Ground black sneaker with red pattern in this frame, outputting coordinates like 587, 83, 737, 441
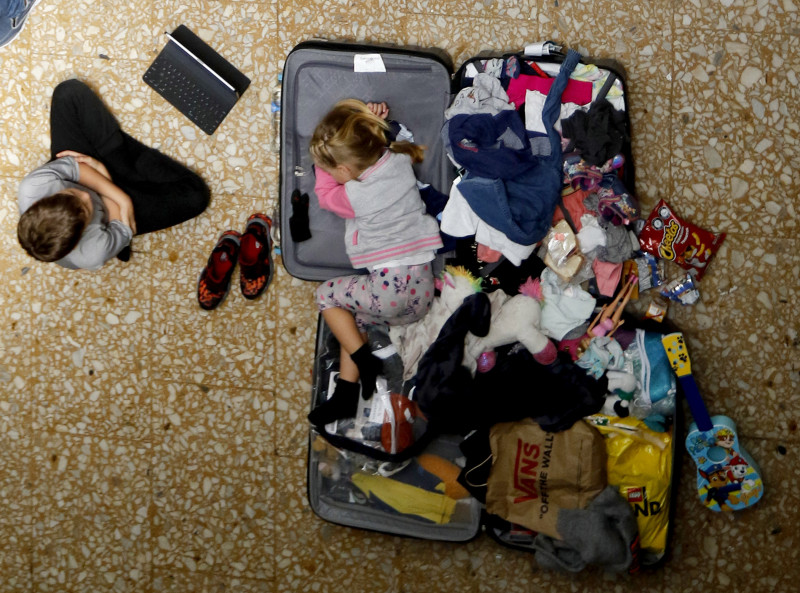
197, 230, 241, 310
239, 213, 274, 300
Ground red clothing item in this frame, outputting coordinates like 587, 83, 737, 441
507, 74, 593, 109
552, 188, 591, 231
477, 243, 503, 263
592, 260, 623, 297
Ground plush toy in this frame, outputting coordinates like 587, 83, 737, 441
389, 265, 482, 380
463, 276, 557, 373
601, 369, 636, 417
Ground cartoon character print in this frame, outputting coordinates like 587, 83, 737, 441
369, 268, 413, 323
320, 276, 362, 313
724, 454, 764, 506
726, 455, 749, 484
400, 271, 426, 321
392, 271, 409, 295
343, 276, 361, 312
715, 428, 737, 461
682, 239, 709, 270
639, 199, 725, 280
688, 433, 714, 457
367, 287, 383, 318
320, 278, 344, 309
366, 268, 394, 319
389, 270, 410, 322
699, 464, 741, 511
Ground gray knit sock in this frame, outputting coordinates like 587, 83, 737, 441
533, 486, 639, 573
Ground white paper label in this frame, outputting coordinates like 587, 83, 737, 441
524, 42, 549, 56
354, 53, 386, 73
464, 63, 480, 77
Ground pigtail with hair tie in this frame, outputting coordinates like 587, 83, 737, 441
389, 140, 426, 164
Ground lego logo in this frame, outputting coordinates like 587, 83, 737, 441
627, 488, 644, 503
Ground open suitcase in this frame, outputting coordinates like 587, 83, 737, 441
279, 40, 681, 571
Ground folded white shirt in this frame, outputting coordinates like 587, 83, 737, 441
441, 179, 536, 266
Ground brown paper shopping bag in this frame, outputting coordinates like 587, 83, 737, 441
486, 418, 607, 539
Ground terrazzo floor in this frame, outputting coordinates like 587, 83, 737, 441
0, 1, 798, 592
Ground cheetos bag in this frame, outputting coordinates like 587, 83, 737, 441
486, 418, 607, 539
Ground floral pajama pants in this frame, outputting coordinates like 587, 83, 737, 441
316, 263, 435, 330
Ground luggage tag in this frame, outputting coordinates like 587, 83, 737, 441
354, 53, 386, 72
523, 40, 563, 57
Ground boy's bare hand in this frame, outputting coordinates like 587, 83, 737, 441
123, 207, 137, 235
101, 195, 137, 234
57, 150, 112, 180
366, 101, 389, 120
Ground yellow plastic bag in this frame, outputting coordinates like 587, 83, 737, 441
586, 415, 672, 557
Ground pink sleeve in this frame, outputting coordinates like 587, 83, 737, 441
314, 167, 355, 219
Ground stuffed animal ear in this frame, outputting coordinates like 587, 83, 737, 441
451, 265, 482, 291
436, 268, 458, 292
518, 276, 544, 301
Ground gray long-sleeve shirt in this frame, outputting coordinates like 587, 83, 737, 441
18, 157, 132, 270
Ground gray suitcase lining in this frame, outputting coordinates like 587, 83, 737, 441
308, 318, 484, 541
280, 46, 455, 281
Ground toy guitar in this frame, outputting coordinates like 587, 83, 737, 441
662, 333, 764, 512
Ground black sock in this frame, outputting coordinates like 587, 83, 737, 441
308, 378, 360, 426
350, 343, 382, 399
289, 190, 312, 242
116, 245, 132, 262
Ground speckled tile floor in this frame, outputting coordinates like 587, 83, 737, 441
0, 1, 797, 592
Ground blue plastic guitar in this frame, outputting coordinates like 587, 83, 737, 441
662, 333, 764, 512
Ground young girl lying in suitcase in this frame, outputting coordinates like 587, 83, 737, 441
307, 99, 443, 426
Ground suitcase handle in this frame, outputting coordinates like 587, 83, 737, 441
522, 40, 563, 57
311, 421, 439, 463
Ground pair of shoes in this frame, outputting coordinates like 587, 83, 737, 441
197, 213, 274, 310
0, 0, 42, 49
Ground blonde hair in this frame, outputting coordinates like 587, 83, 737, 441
310, 99, 425, 174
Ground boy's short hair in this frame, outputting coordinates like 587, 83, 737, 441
17, 192, 88, 262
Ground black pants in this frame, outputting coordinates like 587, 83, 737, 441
49, 79, 210, 235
